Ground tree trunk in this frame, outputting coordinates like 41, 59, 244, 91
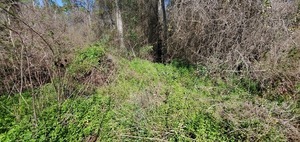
159, 1, 168, 37
148, 0, 163, 62
160, 0, 168, 62
86, 0, 92, 27
115, 0, 125, 49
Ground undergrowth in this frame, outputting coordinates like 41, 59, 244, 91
0, 45, 299, 141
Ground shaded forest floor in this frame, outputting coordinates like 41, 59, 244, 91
0, 44, 299, 141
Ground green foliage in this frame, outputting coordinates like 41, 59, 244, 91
234, 77, 261, 95
68, 45, 105, 76
182, 112, 228, 141
263, 0, 271, 8
0, 96, 16, 134
0, 92, 33, 141
0, 47, 294, 141
0, 94, 112, 141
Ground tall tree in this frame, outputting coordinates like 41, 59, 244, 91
160, 0, 168, 61
147, 0, 163, 62
115, 0, 125, 49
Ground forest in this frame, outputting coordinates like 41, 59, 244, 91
0, 0, 300, 141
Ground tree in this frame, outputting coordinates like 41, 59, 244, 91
115, 0, 125, 49
160, 0, 168, 61
147, 0, 163, 62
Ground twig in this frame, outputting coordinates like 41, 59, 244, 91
120, 134, 168, 142
0, 5, 55, 55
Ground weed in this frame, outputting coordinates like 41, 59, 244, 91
0, 48, 298, 141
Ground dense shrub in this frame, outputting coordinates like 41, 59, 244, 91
1, 57, 298, 141
167, 0, 300, 96
0, 2, 96, 95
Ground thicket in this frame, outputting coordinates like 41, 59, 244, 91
166, 0, 300, 98
1, 48, 299, 141
0, 1, 97, 95
109, 0, 300, 100
0, 0, 300, 141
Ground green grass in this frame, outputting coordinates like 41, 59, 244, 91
0, 45, 297, 141
68, 44, 106, 76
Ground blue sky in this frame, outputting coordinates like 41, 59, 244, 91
55, 0, 63, 6
37, 0, 63, 6
165, 0, 170, 6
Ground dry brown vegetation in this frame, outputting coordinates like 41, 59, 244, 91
166, 0, 300, 97
0, 2, 97, 95
0, 0, 300, 141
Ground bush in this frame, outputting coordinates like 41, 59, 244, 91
167, 0, 300, 97
53, 44, 116, 100
1, 57, 298, 141
0, 3, 96, 95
